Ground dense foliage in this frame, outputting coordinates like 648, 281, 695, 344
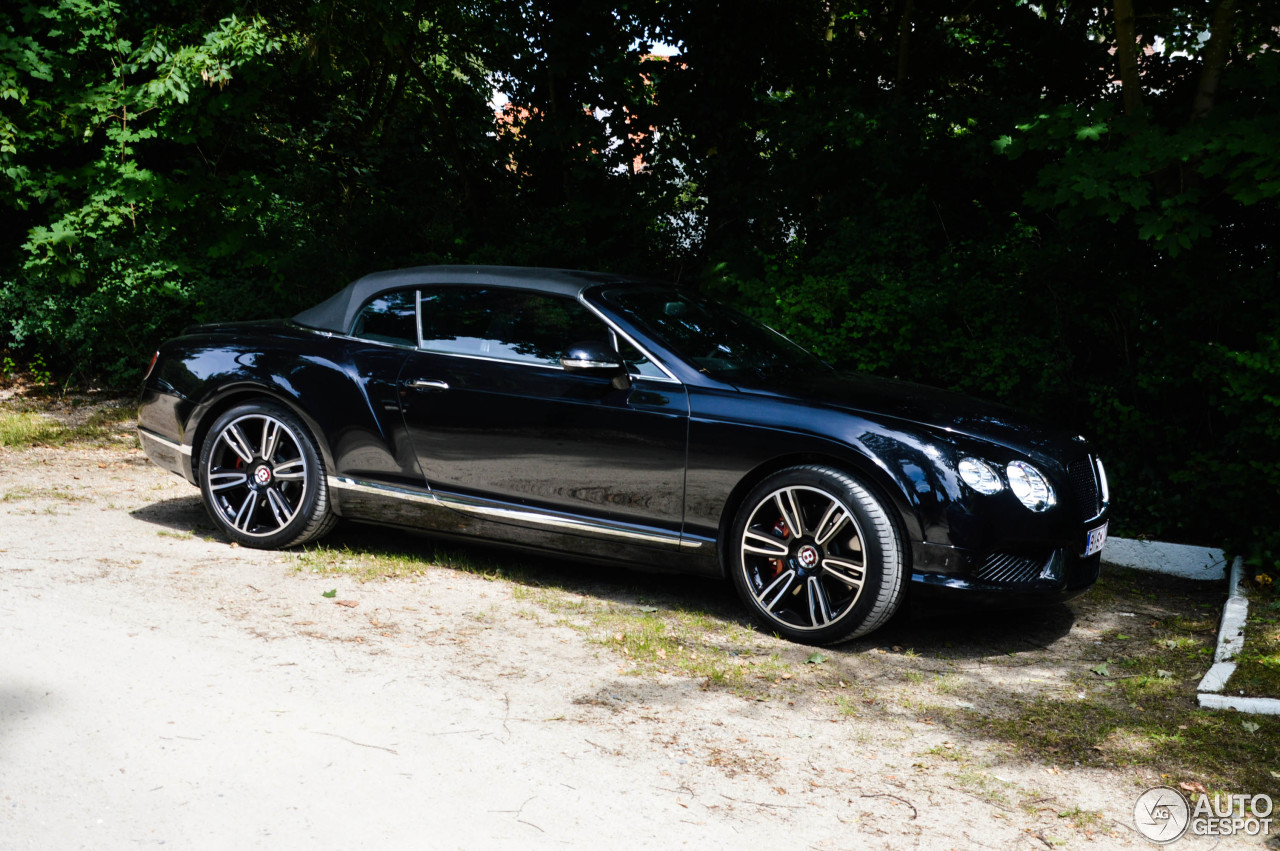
3, 1, 1277, 565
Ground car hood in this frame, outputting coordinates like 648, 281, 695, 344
740, 370, 1085, 461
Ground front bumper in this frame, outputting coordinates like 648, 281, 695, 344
909, 549, 1102, 607
905, 449, 1109, 607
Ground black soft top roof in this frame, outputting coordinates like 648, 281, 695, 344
292, 265, 656, 334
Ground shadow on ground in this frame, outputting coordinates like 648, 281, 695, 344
129, 495, 211, 533
287, 518, 1080, 657
125, 498, 1280, 796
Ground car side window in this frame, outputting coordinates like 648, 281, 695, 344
350, 289, 417, 346
615, 334, 667, 379
419, 287, 610, 366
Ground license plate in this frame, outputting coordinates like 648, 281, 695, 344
1084, 522, 1108, 557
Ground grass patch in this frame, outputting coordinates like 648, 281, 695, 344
951, 769, 1013, 806
922, 742, 968, 762
0, 411, 65, 446
1, 485, 91, 502
296, 528, 557, 584
1226, 592, 1280, 699
543, 596, 792, 694
1056, 805, 1103, 830
957, 569, 1280, 797
0, 405, 137, 448
293, 526, 796, 697
297, 544, 435, 581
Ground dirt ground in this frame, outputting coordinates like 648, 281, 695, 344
0, 430, 1271, 848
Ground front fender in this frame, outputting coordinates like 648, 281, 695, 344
684, 386, 940, 545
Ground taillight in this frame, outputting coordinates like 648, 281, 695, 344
143, 351, 159, 381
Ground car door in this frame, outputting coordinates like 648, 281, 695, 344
397, 285, 691, 558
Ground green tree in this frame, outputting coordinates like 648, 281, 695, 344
1, 1, 285, 379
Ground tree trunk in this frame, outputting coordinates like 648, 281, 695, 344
1190, 0, 1236, 121
893, 0, 914, 101
1113, 0, 1143, 116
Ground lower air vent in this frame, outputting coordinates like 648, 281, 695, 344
976, 550, 1055, 584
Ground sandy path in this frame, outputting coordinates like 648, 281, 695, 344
0, 444, 1253, 849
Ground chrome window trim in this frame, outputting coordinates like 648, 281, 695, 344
415, 288, 424, 349
138, 427, 192, 456
294, 325, 557, 367
579, 297, 681, 384
415, 349, 567, 370
302, 289, 681, 382
327, 476, 701, 549
295, 325, 420, 352
297, 328, 652, 375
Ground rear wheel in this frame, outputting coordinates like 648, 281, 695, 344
729, 465, 905, 644
198, 402, 335, 549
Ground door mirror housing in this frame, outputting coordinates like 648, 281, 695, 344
561, 341, 624, 373
561, 341, 630, 389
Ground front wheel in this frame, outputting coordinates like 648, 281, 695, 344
729, 465, 905, 644
198, 401, 336, 549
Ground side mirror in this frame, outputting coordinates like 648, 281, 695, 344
561, 341, 631, 389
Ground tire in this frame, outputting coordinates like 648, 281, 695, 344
198, 401, 336, 549
729, 465, 905, 645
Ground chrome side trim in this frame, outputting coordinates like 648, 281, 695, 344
434, 489, 691, 548
137, 427, 192, 456
326, 475, 699, 549
327, 476, 436, 506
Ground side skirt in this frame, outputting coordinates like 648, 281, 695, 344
327, 476, 720, 576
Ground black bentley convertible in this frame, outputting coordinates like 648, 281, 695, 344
138, 265, 1110, 643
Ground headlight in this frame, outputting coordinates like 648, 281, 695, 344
1096, 457, 1109, 505
958, 457, 1003, 495
1006, 461, 1056, 512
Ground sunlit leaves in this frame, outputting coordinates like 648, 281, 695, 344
1074, 123, 1107, 141
0, 0, 284, 381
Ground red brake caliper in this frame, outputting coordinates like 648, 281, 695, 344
768, 518, 790, 577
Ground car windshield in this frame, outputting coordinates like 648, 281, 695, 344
601, 287, 830, 381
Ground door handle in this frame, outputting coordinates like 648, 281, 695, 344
406, 379, 450, 391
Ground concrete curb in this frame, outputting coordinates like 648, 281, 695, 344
1196, 694, 1280, 715
1195, 556, 1280, 714
1102, 537, 1228, 580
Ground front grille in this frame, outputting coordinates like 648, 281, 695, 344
1068, 456, 1101, 521
976, 550, 1053, 584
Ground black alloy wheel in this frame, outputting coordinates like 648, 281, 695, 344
729, 465, 905, 644
198, 402, 335, 548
